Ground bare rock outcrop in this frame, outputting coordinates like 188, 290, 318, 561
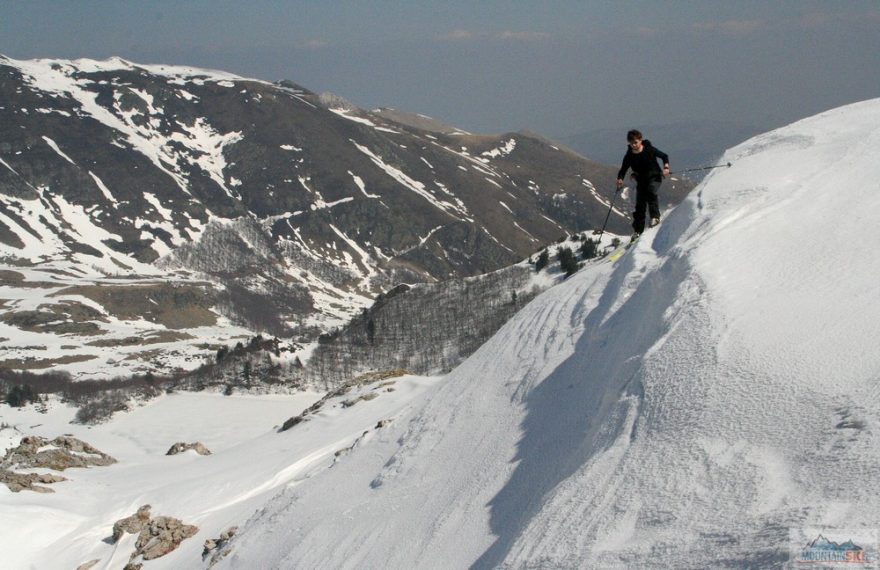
112, 504, 199, 563
0, 435, 115, 492
3, 435, 116, 470
112, 504, 153, 542
166, 442, 212, 456
134, 515, 199, 560
280, 369, 407, 432
0, 468, 66, 493
203, 526, 238, 566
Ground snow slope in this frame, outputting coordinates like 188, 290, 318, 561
217, 99, 880, 569
0, 375, 443, 569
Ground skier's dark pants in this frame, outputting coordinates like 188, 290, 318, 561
632, 177, 662, 234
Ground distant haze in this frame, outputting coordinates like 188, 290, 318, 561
563, 120, 762, 175
1, 1, 878, 144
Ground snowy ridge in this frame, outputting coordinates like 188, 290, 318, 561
216, 99, 880, 568
4, 55, 253, 87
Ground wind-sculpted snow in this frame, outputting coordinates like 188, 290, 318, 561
217, 99, 880, 568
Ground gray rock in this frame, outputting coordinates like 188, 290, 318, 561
203, 526, 238, 565
112, 505, 152, 542
135, 515, 199, 560
0, 468, 66, 493
1, 435, 116, 472
166, 442, 212, 456
113, 505, 199, 563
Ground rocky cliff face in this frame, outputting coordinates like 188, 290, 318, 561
0, 56, 692, 378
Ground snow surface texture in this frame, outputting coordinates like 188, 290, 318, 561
0, 376, 441, 569
215, 100, 880, 569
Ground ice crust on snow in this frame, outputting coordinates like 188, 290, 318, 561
214, 99, 880, 569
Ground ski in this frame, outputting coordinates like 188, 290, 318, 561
606, 234, 639, 262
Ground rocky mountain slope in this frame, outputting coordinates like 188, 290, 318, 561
0, 56, 692, 379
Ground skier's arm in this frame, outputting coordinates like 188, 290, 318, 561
654, 147, 671, 175
616, 155, 630, 188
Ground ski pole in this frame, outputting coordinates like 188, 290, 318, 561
595, 187, 620, 254
669, 162, 732, 176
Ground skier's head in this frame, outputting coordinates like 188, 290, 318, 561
627, 129, 644, 152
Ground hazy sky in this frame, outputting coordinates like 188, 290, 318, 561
2, 1, 878, 137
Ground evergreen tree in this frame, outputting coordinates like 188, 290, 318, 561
535, 249, 550, 271
580, 238, 598, 260
6, 384, 38, 408
242, 360, 252, 384
366, 318, 376, 344
558, 247, 580, 277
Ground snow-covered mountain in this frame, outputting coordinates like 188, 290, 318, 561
4, 88, 876, 568
0, 55, 697, 379
213, 99, 880, 568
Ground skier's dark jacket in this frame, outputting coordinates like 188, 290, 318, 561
617, 140, 669, 182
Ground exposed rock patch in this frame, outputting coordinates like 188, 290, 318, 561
0, 354, 99, 370
203, 526, 238, 566
51, 283, 218, 330
135, 515, 199, 560
3, 435, 116, 471
166, 442, 212, 456
112, 504, 153, 542
112, 504, 199, 564
0, 469, 66, 493
280, 368, 407, 432
0, 435, 116, 492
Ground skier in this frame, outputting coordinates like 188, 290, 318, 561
616, 129, 670, 239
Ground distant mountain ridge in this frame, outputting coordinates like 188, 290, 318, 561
0, 55, 693, 378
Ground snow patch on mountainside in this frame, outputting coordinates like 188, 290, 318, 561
5, 56, 246, 205
481, 137, 517, 158
352, 141, 470, 220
